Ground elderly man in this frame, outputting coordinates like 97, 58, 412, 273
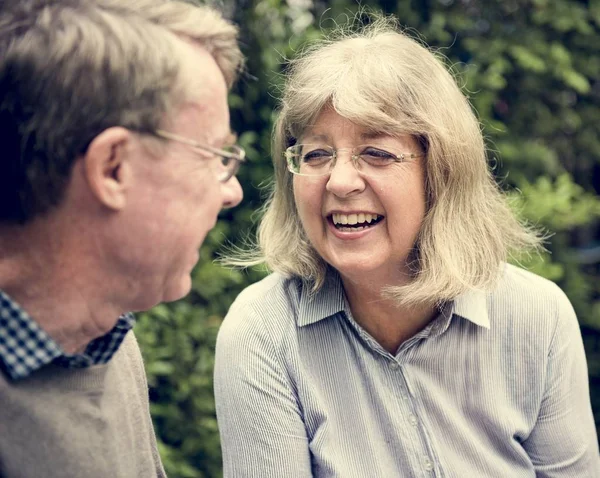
0, 0, 244, 476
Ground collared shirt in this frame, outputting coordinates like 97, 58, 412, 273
0, 290, 135, 381
214, 264, 600, 477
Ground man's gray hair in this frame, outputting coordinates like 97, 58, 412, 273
0, 0, 243, 223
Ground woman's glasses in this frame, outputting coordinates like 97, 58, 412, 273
285, 143, 423, 177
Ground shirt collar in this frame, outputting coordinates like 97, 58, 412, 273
296, 269, 490, 330
0, 289, 135, 381
0, 290, 64, 380
297, 268, 346, 327
452, 288, 490, 329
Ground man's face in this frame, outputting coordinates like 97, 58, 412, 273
110, 44, 242, 309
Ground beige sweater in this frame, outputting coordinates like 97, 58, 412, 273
0, 331, 166, 477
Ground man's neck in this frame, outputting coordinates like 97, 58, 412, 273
0, 224, 123, 354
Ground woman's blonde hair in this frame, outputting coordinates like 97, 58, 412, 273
229, 14, 541, 306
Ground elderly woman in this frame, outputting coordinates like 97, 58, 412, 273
214, 15, 599, 477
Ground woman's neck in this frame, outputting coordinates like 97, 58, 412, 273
341, 275, 437, 354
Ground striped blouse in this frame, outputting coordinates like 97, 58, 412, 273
214, 263, 599, 477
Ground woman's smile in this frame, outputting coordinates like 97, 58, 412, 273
326, 213, 385, 238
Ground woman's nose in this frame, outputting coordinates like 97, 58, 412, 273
325, 153, 365, 198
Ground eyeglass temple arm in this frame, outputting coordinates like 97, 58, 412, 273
155, 129, 244, 161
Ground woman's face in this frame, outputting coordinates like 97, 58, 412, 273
292, 108, 427, 286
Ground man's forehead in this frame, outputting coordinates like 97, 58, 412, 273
169, 40, 231, 144
173, 37, 228, 111
173, 92, 231, 140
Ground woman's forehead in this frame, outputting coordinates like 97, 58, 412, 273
300, 133, 398, 146
300, 117, 402, 143
300, 113, 386, 138
302, 129, 391, 139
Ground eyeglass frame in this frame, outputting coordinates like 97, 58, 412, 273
284, 143, 425, 177
153, 129, 246, 183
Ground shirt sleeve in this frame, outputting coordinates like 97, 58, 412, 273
214, 301, 312, 477
522, 287, 600, 476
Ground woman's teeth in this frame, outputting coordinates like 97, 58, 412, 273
331, 213, 383, 230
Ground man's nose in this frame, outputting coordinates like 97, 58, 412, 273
221, 176, 243, 209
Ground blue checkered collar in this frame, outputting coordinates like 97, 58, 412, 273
0, 289, 135, 381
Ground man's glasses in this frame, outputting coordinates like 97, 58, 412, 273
154, 129, 246, 183
285, 144, 423, 177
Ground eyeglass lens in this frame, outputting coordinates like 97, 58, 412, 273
286, 144, 413, 176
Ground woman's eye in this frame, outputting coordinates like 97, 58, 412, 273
303, 149, 332, 162
360, 147, 396, 163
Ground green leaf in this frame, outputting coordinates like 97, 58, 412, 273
561, 69, 591, 93
509, 45, 547, 73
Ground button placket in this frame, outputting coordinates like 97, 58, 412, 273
397, 366, 441, 476
408, 414, 418, 427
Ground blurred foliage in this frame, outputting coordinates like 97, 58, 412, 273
135, 0, 600, 476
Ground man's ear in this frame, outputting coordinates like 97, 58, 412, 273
83, 127, 133, 210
